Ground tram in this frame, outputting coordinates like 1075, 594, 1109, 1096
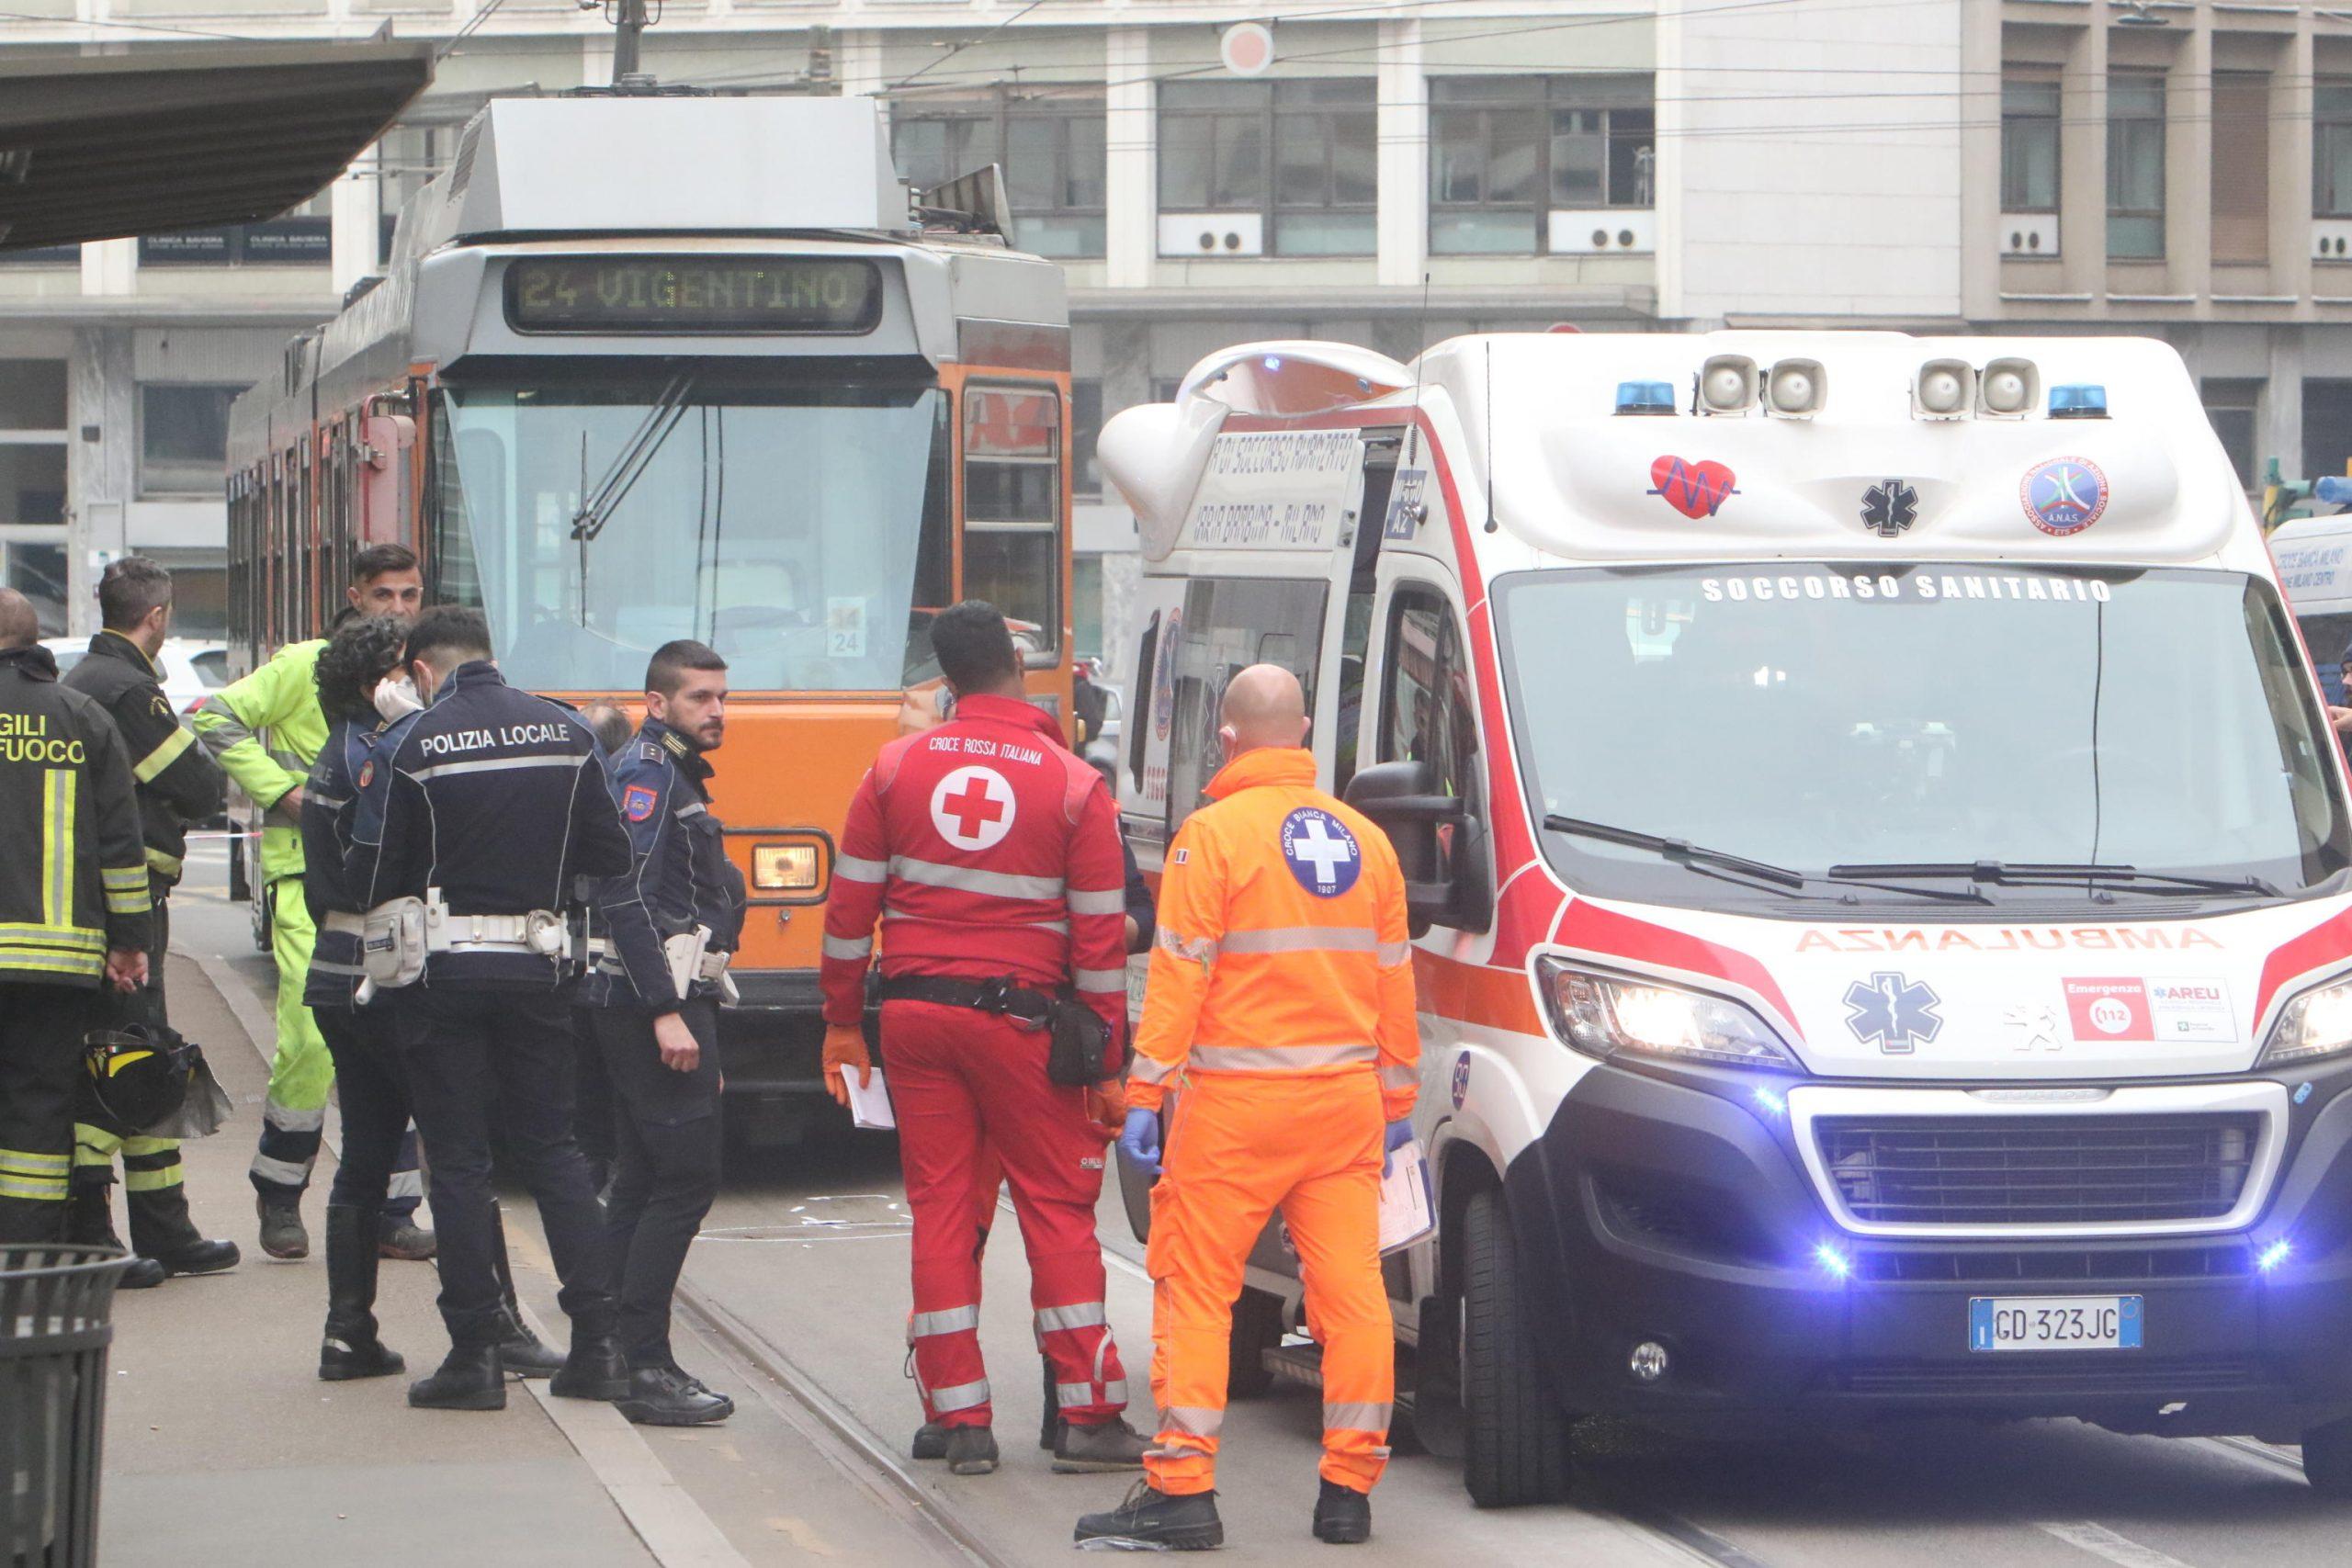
226, 96, 1078, 1140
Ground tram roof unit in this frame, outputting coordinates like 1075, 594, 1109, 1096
1101, 332, 2260, 581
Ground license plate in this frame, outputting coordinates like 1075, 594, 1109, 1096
1968, 1295, 2143, 1351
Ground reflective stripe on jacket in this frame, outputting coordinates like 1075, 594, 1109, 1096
1129, 747, 1419, 1120
192, 638, 325, 880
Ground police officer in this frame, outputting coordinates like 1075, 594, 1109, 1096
584, 641, 743, 1426
571, 701, 638, 1195
61, 558, 239, 1286
0, 587, 150, 1243
820, 601, 1147, 1478
346, 606, 633, 1411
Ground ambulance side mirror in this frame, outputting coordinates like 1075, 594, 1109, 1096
1344, 760, 1491, 938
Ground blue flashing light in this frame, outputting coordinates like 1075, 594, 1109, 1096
1262, 355, 1283, 372
1615, 379, 1678, 416
2257, 1238, 2293, 1273
2049, 382, 2109, 419
1814, 1243, 1853, 1280
2317, 476, 2352, 507
1752, 1087, 1788, 1118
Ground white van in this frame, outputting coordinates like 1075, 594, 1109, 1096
1101, 332, 2352, 1506
2270, 513, 2352, 702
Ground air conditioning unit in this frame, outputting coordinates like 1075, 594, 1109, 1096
2315, 219, 2352, 263
1999, 214, 2059, 258
1159, 213, 1264, 257
1547, 209, 1654, 255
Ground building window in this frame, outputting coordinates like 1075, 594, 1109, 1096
1070, 379, 1103, 498
1428, 76, 1653, 254
141, 386, 241, 498
2305, 380, 2352, 482
891, 89, 1106, 259
2107, 73, 2166, 260
2000, 78, 2061, 212
2211, 73, 2270, 265
2200, 379, 2261, 491
2316, 82, 2352, 219
1159, 80, 1376, 256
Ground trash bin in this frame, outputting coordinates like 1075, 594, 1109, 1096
1, 1245, 131, 1568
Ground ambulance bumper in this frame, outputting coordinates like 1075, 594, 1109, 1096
1503, 1058, 2352, 1439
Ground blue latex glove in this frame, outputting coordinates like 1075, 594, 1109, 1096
1120, 1107, 1163, 1177
1383, 1118, 1416, 1178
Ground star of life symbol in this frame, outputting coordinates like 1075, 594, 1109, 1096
2005, 1002, 2064, 1053
1279, 807, 1361, 897
930, 764, 1016, 852
1860, 479, 1919, 539
1843, 970, 1943, 1055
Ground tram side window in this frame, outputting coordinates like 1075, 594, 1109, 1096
1163, 576, 1329, 831
962, 385, 1061, 655
1380, 584, 1482, 876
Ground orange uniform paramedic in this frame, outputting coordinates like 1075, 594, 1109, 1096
1075, 664, 1418, 1552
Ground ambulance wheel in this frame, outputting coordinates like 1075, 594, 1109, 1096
1227, 1286, 1283, 1399
2304, 1416, 2352, 1497
1460, 1188, 1573, 1507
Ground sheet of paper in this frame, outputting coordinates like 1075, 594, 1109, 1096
1378, 1141, 1434, 1256
846, 1066, 896, 1131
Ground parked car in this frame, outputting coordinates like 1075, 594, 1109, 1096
41, 636, 229, 717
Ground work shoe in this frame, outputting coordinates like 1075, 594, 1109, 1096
256, 1193, 309, 1259
550, 1330, 630, 1402
1052, 1416, 1150, 1474
944, 1425, 1000, 1476
152, 1238, 240, 1279
1073, 1482, 1224, 1551
378, 1213, 436, 1261
494, 1306, 568, 1379
912, 1422, 950, 1461
408, 1344, 506, 1411
116, 1256, 167, 1290
1312, 1479, 1372, 1545
616, 1366, 735, 1427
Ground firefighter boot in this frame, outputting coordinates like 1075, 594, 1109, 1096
126, 1171, 239, 1280
488, 1201, 565, 1378
319, 1203, 403, 1382
68, 1181, 164, 1290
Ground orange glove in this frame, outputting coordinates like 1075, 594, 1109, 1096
822, 1024, 873, 1108
1083, 1077, 1128, 1142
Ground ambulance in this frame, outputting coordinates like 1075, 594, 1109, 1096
2269, 513, 2352, 703
1100, 332, 2352, 1506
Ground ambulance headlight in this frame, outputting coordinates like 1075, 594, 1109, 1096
2258, 974, 2352, 1066
752, 840, 824, 893
1535, 959, 1796, 1069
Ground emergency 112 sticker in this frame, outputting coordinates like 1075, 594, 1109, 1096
2021, 457, 2109, 536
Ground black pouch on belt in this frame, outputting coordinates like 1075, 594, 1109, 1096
1045, 997, 1112, 1088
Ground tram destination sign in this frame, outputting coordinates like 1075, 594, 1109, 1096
503, 257, 884, 334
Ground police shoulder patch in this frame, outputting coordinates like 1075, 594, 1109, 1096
624, 784, 661, 822
356, 759, 376, 790
640, 741, 666, 764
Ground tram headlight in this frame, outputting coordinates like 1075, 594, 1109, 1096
752, 840, 824, 894
2258, 973, 2352, 1066
1534, 958, 1796, 1069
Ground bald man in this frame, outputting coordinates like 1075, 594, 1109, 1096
1077, 664, 1419, 1551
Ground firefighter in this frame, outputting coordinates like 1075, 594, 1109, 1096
583, 642, 742, 1426
345, 606, 633, 1411
60, 558, 239, 1286
0, 587, 150, 1243
820, 601, 1148, 1479
1074, 663, 1418, 1551
194, 543, 430, 1262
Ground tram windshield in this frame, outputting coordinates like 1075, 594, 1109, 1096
431, 377, 949, 693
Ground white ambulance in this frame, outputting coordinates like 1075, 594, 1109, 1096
1101, 333, 2352, 1506
2269, 513, 2352, 704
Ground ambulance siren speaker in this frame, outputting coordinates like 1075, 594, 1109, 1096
1914, 358, 1976, 421
1698, 355, 1758, 416
1764, 359, 1826, 419
1977, 357, 2039, 419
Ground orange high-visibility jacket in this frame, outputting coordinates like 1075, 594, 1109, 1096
1130, 747, 1419, 1121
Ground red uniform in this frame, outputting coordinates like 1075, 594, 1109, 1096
821, 694, 1130, 1432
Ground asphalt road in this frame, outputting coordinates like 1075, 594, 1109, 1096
168, 832, 2352, 1568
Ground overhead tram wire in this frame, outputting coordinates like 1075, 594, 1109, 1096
0, 11, 254, 39
437, 0, 520, 61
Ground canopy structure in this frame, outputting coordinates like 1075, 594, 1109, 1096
0, 40, 435, 252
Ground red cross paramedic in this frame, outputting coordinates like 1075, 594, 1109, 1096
820, 601, 1148, 1479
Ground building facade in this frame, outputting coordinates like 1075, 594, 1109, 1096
0, 0, 2340, 666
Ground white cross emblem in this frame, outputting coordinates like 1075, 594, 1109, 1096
1291, 815, 1356, 888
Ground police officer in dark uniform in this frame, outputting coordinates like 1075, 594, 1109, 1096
585, 640, 743, 1426
61, 557, 239, 1285
0, 587, 150, 1243
345, 606, 632, 1411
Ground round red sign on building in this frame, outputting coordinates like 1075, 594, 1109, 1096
1220, 22, 1274, 76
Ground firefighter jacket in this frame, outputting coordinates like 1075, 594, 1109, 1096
819, 693, 1128, 1047
587, 718, 748, 1013
298, 714, 383, 1010
1129, 746, 1419, 1122
62, 630, 224, 886
0, 644, 152, 985
345, 660, 631, 989
192, 638, 325, 882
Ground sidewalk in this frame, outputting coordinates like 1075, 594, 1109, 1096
96, 954, 659, 1567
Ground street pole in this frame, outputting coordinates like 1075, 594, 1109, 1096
613, 0, 647, 85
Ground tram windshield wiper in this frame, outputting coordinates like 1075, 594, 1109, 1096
1826, 860, 2282, 898
570, 371, 695, 542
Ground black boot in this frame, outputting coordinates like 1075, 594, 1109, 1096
912, 1421, 950, 1461
486, 1202, 565, 1378
1041, 1357, 1060, 1451
69, 1181, 164, 1289
944, 1425, 1000, 1476
407, 1341, 506, 1411
256, 1190, 309, 1259
1312, 1479, 1372, 1545
1074, 1482, 1224, 1551
128, 1181, 238, 1279
319, 1204, 403, 1382
1053, 1416, 1150, 1474
616, 1365, 734, 1427
550, 1310, 629, 1402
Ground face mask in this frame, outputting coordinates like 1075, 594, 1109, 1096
372, 675, 423, 722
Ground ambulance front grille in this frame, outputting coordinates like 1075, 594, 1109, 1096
1815, 1114, 2262, 1227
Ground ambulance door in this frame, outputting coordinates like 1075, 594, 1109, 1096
1328, 427, 1404, 796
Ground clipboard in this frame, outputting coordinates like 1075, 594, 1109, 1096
1378, 1142, 1434, 1256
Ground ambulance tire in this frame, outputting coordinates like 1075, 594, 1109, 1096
2304, 1416, 2352, 1497
1460, 1188, 1573, 1507
1227, 1286, 1283, 1399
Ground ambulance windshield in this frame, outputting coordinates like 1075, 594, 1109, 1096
1494, 564, 2352, 909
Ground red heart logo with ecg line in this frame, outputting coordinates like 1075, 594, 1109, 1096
1649, 456, 1738, 519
